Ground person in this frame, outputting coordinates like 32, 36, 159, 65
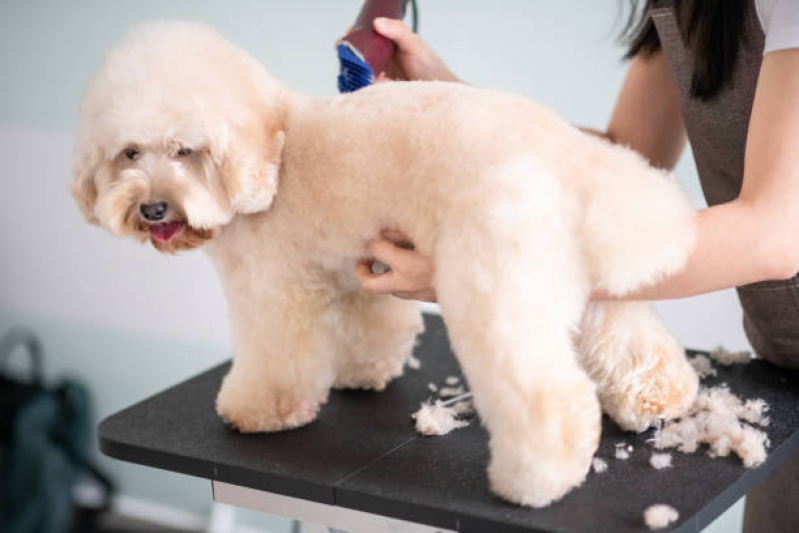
353, 1, 799, 532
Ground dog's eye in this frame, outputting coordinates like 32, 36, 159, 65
124, 148, 139, 160
177, 147, 193, 157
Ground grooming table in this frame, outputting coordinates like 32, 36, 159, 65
99, 314, 799, 533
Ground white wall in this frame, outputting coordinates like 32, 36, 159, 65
0, 1, 747, 531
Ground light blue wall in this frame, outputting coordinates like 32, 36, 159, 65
0, 0, 358, 128
0, 0, 630, 130
0, 1, 745, 531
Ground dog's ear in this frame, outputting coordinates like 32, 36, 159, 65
219, 116, 286, 215
70, 151, 101, 225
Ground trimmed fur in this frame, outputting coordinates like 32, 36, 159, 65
72, 21, 699, 507
644, 504, 679, 530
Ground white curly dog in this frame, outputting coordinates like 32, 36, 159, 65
72, 21, 699, 507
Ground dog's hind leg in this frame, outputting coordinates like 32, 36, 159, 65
215, 278, 338, 433
578, 145, 696, 297
433, 160, 601, 507
572, 148, 698, 431
576, 301, 698, 432
331, 292, 424, 391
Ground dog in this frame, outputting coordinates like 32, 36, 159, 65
71, 21, 699, 507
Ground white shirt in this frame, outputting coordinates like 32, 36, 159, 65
756, 0, 799, 54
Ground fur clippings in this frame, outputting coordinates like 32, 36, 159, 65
709, 347, 752, 366
592, 457, 608, 474
651, 386, 770, 467
649, 453, 673, 470
453, 400, 474, 417
688, 354, 717, 379
439, 386, 465, 398
644, 504, 679, 530
412, 401, 469, 436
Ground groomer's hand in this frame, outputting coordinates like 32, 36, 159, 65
373, 18, 460, 83
356, 229, 437, 302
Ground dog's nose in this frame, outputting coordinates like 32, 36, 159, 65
140, 202, 168, 221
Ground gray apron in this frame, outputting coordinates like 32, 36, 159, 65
651, 4, 799, 371
652, 4, 798, 531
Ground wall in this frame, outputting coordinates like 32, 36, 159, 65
0, 1, 746, 531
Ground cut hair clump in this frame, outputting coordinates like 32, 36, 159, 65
412, 401, 469, 436
592, 457, 608, 474
651, 385, 770, 467
644, 504, 679, 530
649, 452, 672, 470
709, 346, 752, 366
688, 354, 717, 378
439, 386, 465, 398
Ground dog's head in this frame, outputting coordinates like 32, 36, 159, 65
71, 21, 287, 252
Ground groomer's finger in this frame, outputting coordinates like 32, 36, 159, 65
368, 238, 420, 271
355, 259, 398, 294
373, 18, 422, 53
391, 291, 420, 300
391, 289, 438, 303
380, 228, 414, 248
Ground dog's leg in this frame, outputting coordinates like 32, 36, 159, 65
433, 162, 601, 507
215, 281, 337, 433
576, 301, 698, 432
435, 235, 599, 508
331, 292, 424, 391
579, 147, 696, 297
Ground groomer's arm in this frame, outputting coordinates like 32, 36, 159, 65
587, 51, 687, 170
595, 48, 799, 300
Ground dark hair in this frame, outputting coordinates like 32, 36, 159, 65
622, 0, 748, 100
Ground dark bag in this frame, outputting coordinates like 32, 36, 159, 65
0, 327, 114, 533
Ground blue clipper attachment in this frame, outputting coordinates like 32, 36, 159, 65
337, 42, 374, 93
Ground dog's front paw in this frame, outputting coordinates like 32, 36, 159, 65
215, 372, 326, 433
332, 295, 423, 392
333, 355, 407, 391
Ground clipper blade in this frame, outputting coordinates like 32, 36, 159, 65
337, 42, 374, 93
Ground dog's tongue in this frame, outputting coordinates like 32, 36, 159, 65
150, 221, 183, 243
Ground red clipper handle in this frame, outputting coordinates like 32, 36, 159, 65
344, 0, 409, 76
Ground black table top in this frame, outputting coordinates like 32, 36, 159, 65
99, 314, 799, 533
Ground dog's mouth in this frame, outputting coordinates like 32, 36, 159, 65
132, 212, 215, 253
149, 221, 184, 243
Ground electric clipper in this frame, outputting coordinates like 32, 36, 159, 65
337, 0, 416, 92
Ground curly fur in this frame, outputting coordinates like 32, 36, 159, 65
71, 21, 699, 507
